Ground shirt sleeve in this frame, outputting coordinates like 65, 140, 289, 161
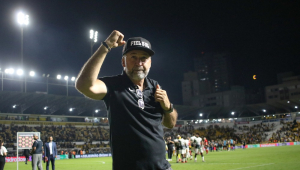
3, 147, 7, 153
32, 141, 37, 147
98, 76, 120, 101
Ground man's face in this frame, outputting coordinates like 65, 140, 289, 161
33, 135, 38, 140
49, 136, 53, 141
122, 50, 151, 81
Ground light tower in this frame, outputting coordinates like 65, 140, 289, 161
90, 29, 98, 56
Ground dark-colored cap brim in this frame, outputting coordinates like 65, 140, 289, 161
122, 47, 155, 56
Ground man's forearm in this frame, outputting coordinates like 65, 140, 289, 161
162, 109, 178, 129
76, 45, 109, 89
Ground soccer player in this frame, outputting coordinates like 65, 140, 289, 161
204, 137, 208, 154
223, 139, 227, 151
194, 133, 205, 162
190, 135, 197, 160
185, 136, 191, 161
179, 135, 187, 163
174, 135, 182, 163
232, 140, 236, 151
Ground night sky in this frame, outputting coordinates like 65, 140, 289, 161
0, 0, 299, 105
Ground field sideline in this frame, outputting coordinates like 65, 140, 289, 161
6, 145, 300, 170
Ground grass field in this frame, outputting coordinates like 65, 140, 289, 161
5, 145, 300, 170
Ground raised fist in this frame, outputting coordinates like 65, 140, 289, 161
104, 30, 126, 49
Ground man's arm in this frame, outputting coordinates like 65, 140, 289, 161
155, 85, 178, 128
162, 109, 178, 129
44, 144, 47, 157
55, 143, 58, 157
75, 30, 125, 100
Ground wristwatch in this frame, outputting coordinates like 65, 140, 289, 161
164, 103, 174, 114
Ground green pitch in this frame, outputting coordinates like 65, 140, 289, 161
6, 145, 300, 170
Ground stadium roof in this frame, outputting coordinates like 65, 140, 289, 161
0, 91, 107, 117
0, 91, 299, 119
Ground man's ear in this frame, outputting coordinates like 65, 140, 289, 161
121, 56, 126, 67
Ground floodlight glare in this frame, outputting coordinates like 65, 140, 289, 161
16, 69, 23, 76
64, 76, 69, 80
295, 106, 298, 109
231, 112, 235, 115
44, 106, 48, 110
69, 108, 73, 111
90, 30, 94, 39
95, 109, 99, 113
5, 68, 14, 74
287, 101, 290, 103
263, 109, 266, 112
94, 31, 98, 43
13, 105, 16, 108
29, 71, 35, 76
17, 12, 29, 25
57, 75, 61, 79
199, 113, 203, 117
71, 77, 76, 81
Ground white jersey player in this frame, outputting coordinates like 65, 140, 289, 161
194, 133, 205, 162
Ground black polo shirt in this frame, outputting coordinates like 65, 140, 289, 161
32, 139, 43, 154
99, 71, 171, 170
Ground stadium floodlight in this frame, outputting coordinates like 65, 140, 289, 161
199, 113, 203, 117
95, 109, 99, 113
44, 106, 48, 110
71, 77, 76, 81
262, 109, 266, 112
295, 106, 298, 109
17, 12, 29, 25
287, 101, 290, 103
90, 29, 98, 56
90, 30, 94, 39
64, 76, 69, 80
5, 68, 14, 74
56, 74, 61, 79
29, 71, 35, 77
253, 118, 255, 120
264, 116, 265, 117
13, 105, 17, 108
16, 69, 23, 76
273, 114, 275, 116
69, 108, 73, 112
231, 112, 235, 115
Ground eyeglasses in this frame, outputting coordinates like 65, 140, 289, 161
136, 89, 144, 109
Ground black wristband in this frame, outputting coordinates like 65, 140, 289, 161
102, 41, 111, 51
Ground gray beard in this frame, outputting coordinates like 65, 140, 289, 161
125, 67, 150, 81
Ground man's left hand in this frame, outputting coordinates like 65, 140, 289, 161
155, 85, 171, 111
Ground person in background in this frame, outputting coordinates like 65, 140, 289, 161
44, 136, 57, 170
31, 133, 43, 170
166, 136, 174, 161
23, 149, 30, 164
0, 140, 7, 170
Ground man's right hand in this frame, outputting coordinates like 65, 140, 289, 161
104, 30, 126, 49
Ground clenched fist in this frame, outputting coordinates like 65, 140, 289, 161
104, 30, 126, 49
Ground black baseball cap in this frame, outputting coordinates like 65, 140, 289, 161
122, 37, 155, 56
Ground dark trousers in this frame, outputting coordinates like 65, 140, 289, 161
167, 148, 173, 159
0, 156, 5, 170
25, 155, 29, 163
46, 155, 55, 170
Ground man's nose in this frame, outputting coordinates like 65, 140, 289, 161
135, 59, 143, 65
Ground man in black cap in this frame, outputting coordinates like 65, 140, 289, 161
76, 30, 177, 170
